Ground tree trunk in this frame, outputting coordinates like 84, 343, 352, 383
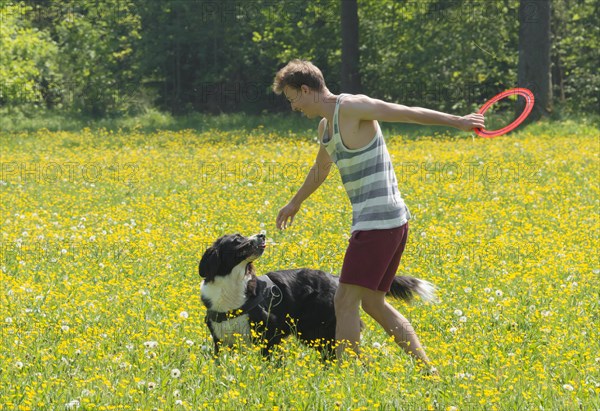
341, 0, 361, 93
518, 0, 552, 122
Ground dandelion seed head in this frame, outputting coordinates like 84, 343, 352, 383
65, 400, 80, 409
144, 341, 158, 349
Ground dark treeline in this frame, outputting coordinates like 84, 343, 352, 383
1, 0, 597, 117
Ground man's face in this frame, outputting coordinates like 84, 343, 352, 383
283, 85, 316, 118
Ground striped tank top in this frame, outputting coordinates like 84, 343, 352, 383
320, 94, 410, 232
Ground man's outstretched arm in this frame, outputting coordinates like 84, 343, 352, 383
342, 95, 485, 131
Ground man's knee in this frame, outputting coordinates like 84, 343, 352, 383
361, 294, 387, 318
334, 284, 362, 315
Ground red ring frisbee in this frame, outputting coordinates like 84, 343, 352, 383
474, 88, 535, 138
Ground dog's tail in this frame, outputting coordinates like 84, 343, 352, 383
387, 276, 438, 303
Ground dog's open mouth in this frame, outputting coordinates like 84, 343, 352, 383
247, 234, 267, 259
251, 234, 267, 249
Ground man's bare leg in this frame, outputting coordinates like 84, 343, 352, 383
363, 293, 431, 364
334, 283, 363, 358
334, 283, 435, 372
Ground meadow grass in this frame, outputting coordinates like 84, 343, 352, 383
0, 120, 598, 410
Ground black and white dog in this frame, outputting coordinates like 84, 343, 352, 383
199, 233, 436, 358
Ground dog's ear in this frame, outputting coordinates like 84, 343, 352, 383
199, 247, 220, 281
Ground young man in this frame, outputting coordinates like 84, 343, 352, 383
272, 59, 484, 367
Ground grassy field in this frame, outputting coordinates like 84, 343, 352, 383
0, 120, 598, 410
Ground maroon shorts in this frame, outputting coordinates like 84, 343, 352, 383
339, 223, 409, 292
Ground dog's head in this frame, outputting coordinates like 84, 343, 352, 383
199, 233, 266, 282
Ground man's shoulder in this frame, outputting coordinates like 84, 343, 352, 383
339, 94, 377, 113
340, 93, 372, 104
338, 94, 376, 122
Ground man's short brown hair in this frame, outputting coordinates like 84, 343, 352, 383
272, 59, 326, 95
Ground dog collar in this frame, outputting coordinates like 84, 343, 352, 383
205, 275, 282, 324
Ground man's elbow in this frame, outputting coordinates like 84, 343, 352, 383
312, 162, 332, 182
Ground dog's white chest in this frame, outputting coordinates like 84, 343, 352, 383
212, 315, 251, 345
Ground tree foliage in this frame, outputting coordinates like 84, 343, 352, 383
551, 0, 599, 114
0, 0, 597, 117
0, 3, 59, 107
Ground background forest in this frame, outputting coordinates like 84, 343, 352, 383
1, 0, 597, 121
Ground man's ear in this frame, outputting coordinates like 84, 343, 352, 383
199, 247, 220, 281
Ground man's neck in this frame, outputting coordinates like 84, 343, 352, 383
315, 90, 338, 121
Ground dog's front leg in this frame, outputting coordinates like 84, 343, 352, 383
252, 322, 282, 361
260, 330, 286, 362
213, 339, 221, 357
260, 345, 271, 358
260, 342, 285, 368
206, 321, 221, 358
